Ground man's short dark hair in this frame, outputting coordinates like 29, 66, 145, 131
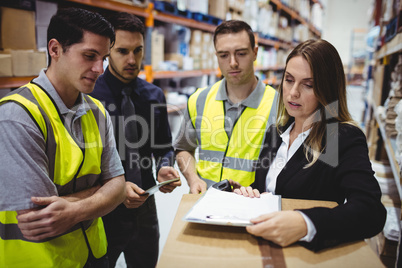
213, 20, 255, 49
108, 12, 145, 38
47, 7, 115, 65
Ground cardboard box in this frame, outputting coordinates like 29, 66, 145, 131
202, 32, 212, 43
208, 0, 227, 20
11, 50, 47, 76
0, 7, 36, 50
228, 0, 244, 12
367, 231, 398, 267
165, 53, 183, 69
191, 30, 203, 44
151, 31, 164, 70
192, 57, 201, 70
190, 44, 202, 57
162, 24, 190, 57
229, 10, 244, 21
372, 65, 385, 106
182, 56, 193, 70
159, 194, 384, 268
0, 53, 12, 77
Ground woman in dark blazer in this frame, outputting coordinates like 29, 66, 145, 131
234, 39, 386, 251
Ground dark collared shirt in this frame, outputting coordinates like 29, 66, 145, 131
91, 67, 174, 190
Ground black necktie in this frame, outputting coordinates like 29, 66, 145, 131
121, 86, 142, 187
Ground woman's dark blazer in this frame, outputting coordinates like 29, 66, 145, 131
253, 121, 386, 251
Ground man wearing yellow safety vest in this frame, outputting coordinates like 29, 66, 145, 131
0, 8, 126, 267
174, 20, 278, 194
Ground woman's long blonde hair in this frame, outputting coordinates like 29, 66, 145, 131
276, 39, 354, 167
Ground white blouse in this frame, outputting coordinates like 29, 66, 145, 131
265, 122, 311, 193
265, 122, 316, 242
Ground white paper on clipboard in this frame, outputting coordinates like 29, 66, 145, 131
183, 187, 281, 227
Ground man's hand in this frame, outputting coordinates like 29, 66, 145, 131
17, 196, 79, 241
157, 166, 181, 193
188, 177, 207, 194
123, 181, 148, 209
246, 211, 307, 247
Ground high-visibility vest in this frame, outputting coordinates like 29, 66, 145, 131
0, 82, 107, 268
188, 80, 277, 187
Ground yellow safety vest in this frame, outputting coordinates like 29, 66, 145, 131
0, 82, 107, 267
188, 80, 277, 187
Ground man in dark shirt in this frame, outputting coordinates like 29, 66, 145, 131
91, 12, 181, 268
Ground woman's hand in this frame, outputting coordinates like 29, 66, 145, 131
233, 185, 260, 198
246, 211, 308, 247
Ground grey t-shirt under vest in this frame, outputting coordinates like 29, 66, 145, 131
0, 70, 124, 211
174, 78, 271, 152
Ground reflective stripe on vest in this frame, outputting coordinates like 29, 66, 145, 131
188, 80, 277, 186
0, 83, 107, 267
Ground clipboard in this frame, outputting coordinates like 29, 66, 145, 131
141, 178, 180, 196
186, 214, 253, 227
183, 187, 281, 227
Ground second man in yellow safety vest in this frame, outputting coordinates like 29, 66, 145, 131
174, 20, 278, 194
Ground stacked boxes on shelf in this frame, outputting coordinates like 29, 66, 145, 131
151, 29, 165, 70
281, 0, 311, 21
384, 55, 402, 139
293, 24, 310, 43
256, 3, 276, 39
208, 0, 227, 20
0, 5, 47, 77
227, 0, 244, 20
277, 16, 293, 43
0, 54, 12, 78
369, 159, 400, 267
311, 2, 323, 32
189, 30, 203, 70
161, 24, 191, 70
159, 24, 216, 71
0, 0, 323, 80
255, 47, 289, 69
378, 0, 401, 47
391, 55, 402, 160
244, 0, 321, 43
154, 0, 322, 73
200, 31, 216, 70
242, 0, 259, 31
365, 1, 402, 265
